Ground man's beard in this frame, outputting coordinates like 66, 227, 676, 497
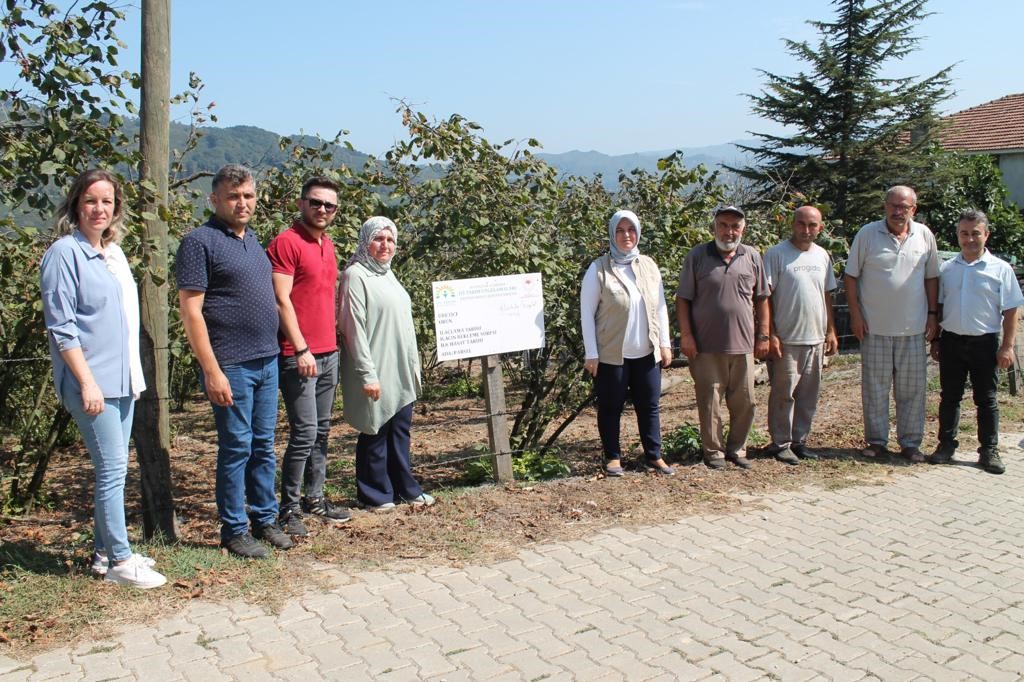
715, 237, 741, 252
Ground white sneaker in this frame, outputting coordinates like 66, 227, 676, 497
406, 493, 435, 507
91, 551, 156, 577
104, 553, 167, 589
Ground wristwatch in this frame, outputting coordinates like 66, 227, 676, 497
756, 334, 770, 342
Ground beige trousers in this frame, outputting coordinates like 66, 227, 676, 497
689, 352, 755, 459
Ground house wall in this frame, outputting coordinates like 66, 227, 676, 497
998, 152, 1024, 209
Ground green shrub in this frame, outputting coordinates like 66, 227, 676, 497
662, 422, 702, 462
422, 369, 480, 401
463, 447, 571, 484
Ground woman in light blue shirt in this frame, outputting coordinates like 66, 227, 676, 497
40, 169, 165, 589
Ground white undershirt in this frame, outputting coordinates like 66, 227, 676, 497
104, 244, 146, 399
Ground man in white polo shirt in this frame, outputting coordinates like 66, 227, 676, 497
927, 209, 1023, 474
845, 185, 940, 463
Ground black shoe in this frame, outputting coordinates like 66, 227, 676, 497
222, 533, 270, 559
704, 456, 726, 470
979, 451, 1005, 475
253, 522, 294, 549
301, 496, 352, 524
927, 442, 956, 465
791, 442, 818, 460
279, 509, 308, 537
774, 447, 800, 465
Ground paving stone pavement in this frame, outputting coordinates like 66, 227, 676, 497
4, 436, 1024, 681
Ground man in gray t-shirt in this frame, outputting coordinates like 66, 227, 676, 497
764, 206, 838, 465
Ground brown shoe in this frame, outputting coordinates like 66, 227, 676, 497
725, 453, 753, 470
703, 455, 726, 470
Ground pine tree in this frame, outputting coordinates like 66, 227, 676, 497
733, 0, 953, 232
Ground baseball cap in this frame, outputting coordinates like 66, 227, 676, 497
714, 205, 745, 219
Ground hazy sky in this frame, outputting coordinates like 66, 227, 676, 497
6, 1, 1022, 155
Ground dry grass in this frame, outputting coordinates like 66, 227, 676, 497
2, 351, 1019, 656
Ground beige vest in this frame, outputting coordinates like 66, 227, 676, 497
593, 253, 664, 365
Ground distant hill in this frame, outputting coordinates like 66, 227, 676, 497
122, 120, 373, 180
537, 141, 757, 189
3, 117, 757, 227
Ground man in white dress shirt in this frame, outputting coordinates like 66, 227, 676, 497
927, 209, 1023, 474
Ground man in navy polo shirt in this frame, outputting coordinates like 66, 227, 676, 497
928, 209, 1024, 474
177, 164, 292, 558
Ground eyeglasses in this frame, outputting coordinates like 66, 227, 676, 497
304, 198, 338, 213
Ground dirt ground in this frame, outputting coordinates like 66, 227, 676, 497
2, 350, 1015, 653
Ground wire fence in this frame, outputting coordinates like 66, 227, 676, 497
4, 297, 1021, 475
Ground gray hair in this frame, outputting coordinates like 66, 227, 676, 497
885, 185, 917, 205
958, 208, 989, 228
212, 164, 255, 192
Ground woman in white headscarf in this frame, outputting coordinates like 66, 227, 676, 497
338, 216, 433, 510
580, 209, 674, 477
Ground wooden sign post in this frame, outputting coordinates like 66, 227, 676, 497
432, 273, 545, 485
481, 355, 514, 483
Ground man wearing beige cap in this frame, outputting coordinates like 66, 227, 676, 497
676, 205, 771, 469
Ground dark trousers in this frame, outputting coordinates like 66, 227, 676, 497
937, 332, 999, 453
595, 353, 662, 461
279, 351, 339, 512
355, 402, 423, 506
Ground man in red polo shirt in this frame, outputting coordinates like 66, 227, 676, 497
267, 177, 350, 535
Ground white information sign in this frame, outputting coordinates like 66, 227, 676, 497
432, 273, 545, 361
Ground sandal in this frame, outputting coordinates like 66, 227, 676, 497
645, 461, 675, 476
900, 447, 925, 463
604, 463, 625, 477
862, 444, 888, 459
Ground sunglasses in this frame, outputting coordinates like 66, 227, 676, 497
304, 198, 338, 213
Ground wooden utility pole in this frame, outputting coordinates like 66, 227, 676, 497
481, 355, 513, 482
134, 0, 178, 540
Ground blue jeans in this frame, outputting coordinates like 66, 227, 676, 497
595, 354, 662, 461
279, 351, 339, 512
62, 386, 135, 562
201, 355, 280, 541
355, 402, 422, 506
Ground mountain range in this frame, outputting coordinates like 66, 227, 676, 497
162, 122, 756, 190
536, 143, 755, 189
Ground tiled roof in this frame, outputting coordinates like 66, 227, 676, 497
939, 93, 1024, 152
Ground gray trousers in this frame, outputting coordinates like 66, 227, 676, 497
767, 343, 824, 449
279, 351, 339, 512
861, 333, 927, 449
